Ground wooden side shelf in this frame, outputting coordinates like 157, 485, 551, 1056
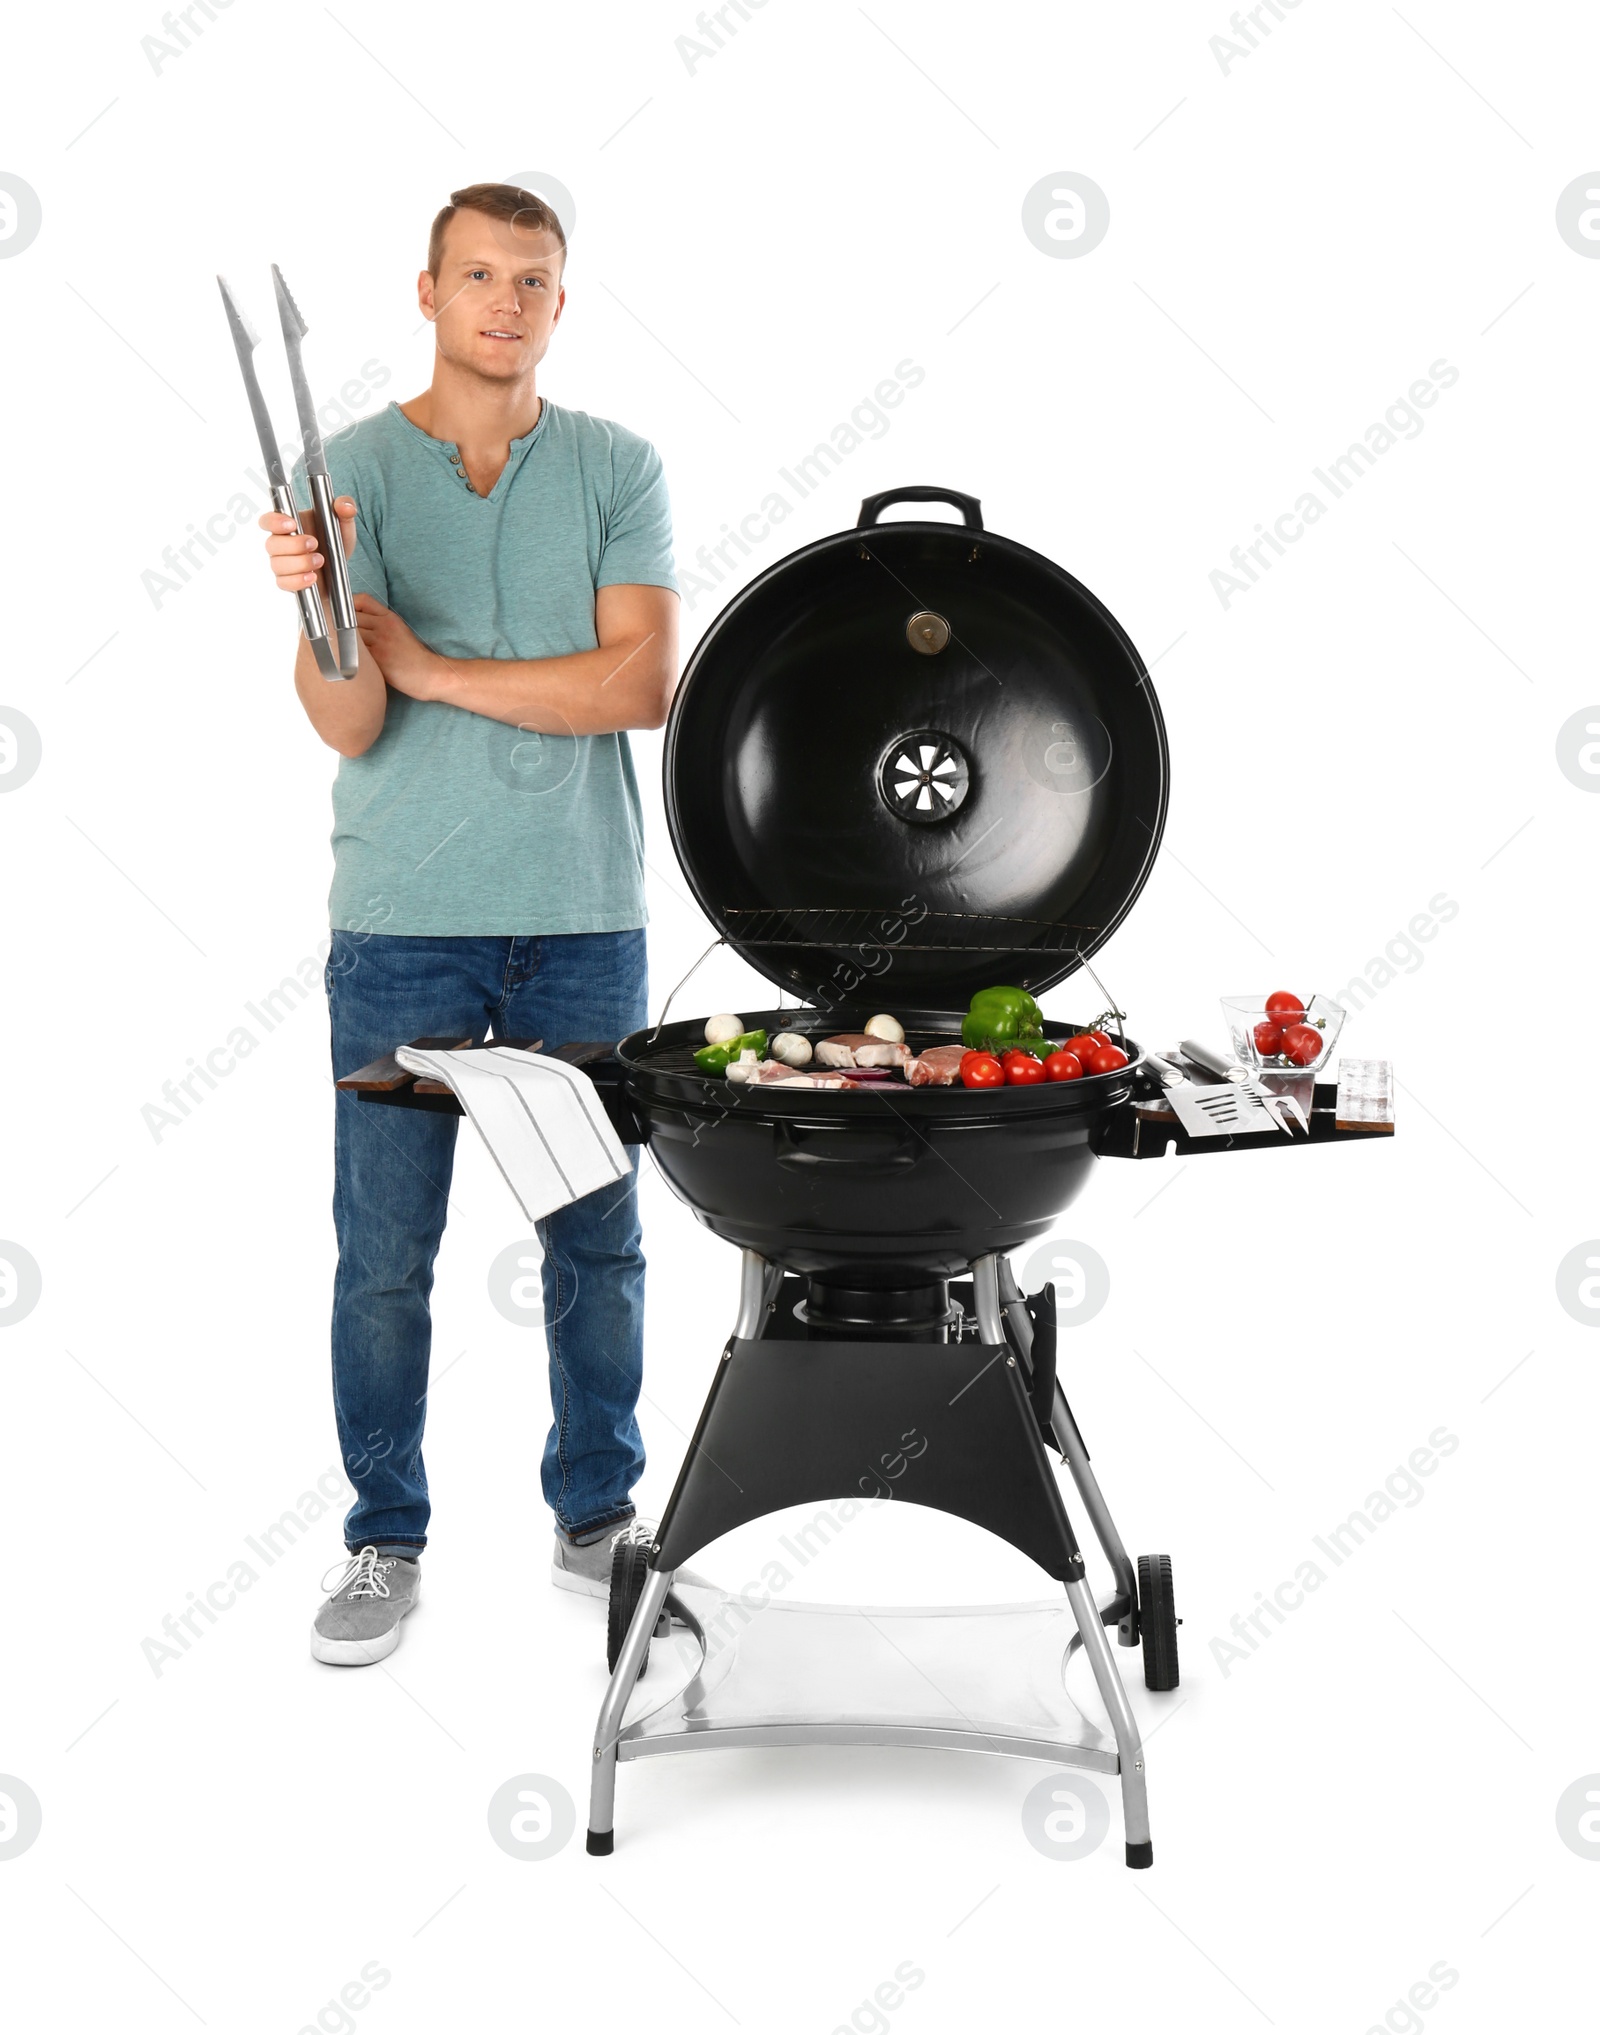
335, 1036, 542, 1106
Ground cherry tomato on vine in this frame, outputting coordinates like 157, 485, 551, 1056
1086, 1043, 1129, 1075
1005, 1053, 1046, 1085
1253, 1020, 1284, 1057
1265, 990, 1305, 1025
1063, 1033, 1100, 1064
1043, 1050, 1084, 1083
961, 1053, 1004, 1089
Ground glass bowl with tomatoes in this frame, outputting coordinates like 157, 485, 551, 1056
1220, 991, 1346, 1076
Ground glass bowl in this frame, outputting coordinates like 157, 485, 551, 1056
1220, 993, 1346, 1076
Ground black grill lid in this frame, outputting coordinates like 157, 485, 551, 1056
663, 487, 1169, 1008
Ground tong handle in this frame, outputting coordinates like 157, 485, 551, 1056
308, 470, 361, 676
271, 484, 353, 682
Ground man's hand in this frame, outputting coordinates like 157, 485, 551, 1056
259, 493, 357, 591
354, 594, 449, 700
427, 584, 679, 734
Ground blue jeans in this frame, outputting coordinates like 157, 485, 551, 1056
326, 930, 648, 1552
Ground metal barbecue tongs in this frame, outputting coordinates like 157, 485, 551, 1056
216, 268, 360, 680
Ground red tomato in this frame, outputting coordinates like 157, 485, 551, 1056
1063, 1033, 1101, 1064
1279, 1023, 1321, 1067
1006, 1053, 1046, 1085
1253, 1020, 1284, 1057
1265, 990, 1305, 1024
1044, 1050, 1084, 1083
961, 1053, 1004, 1089
1089, 1030, 1113, 1050
1086, 1043, 1129, 1074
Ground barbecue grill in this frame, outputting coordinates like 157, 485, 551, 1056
341, 486, 1393, 1867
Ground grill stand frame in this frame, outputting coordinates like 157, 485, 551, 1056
995, 1255, 1141, 1648
586, 1248, 1154, 1868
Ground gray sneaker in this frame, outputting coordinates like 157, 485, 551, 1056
311, 1547, 420, 1666
551, 1519, 711, 1605
551, 1518, 645, 1601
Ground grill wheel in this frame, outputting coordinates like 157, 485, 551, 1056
1137, 1552, 1181, 1692
607, 1538, 654, 1677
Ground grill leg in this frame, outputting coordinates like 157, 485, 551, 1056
997, 1256, 1141, 1646
586, 1566, 673, 1855
976, 1255, 1152, 1865
588, 1250, 768, 1856
1066, 1573, 1153, 1867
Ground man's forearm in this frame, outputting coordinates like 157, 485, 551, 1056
430, 635, 675, 736
293, 630, 388, 757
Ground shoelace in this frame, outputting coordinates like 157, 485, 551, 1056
320, 1546, 395, 1601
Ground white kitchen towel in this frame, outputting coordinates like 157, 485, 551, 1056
394, 1044, 630, 1222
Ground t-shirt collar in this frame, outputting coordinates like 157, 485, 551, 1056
389, 398, 551, 495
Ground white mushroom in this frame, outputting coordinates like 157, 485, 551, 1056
863, 1013, 905, 1044
704, 1013, 745, 1046
725, 1050, 762, 1084
770, 1032, 813, 1067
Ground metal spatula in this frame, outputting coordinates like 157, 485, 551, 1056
1145, 1056, 1292, 1138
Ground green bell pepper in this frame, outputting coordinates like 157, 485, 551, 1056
961, 986, 1046, 1053
694, 1028, 768, 1075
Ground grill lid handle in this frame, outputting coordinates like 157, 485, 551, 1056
857, 486, 983, 532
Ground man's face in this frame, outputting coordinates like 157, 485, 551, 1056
419, 209, 565, 383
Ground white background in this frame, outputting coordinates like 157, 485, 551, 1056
1, 1, 1596, 2029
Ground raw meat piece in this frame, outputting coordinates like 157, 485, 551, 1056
745, 1060, 860, 1089
815, 1032, 912, 1070
905, 1045, 967, 1087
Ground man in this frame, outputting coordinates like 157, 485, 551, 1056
258, 183, 678, 1664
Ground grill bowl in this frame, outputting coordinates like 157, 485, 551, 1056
619, 1009, 1141, 1279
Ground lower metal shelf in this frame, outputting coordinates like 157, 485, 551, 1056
613, 1581, 1120, 1776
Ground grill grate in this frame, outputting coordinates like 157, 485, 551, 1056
721, 907, 1100, 953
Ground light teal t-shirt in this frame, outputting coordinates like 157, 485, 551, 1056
293, 399, 677, 936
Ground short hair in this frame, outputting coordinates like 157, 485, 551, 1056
427, 182, 567, 280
